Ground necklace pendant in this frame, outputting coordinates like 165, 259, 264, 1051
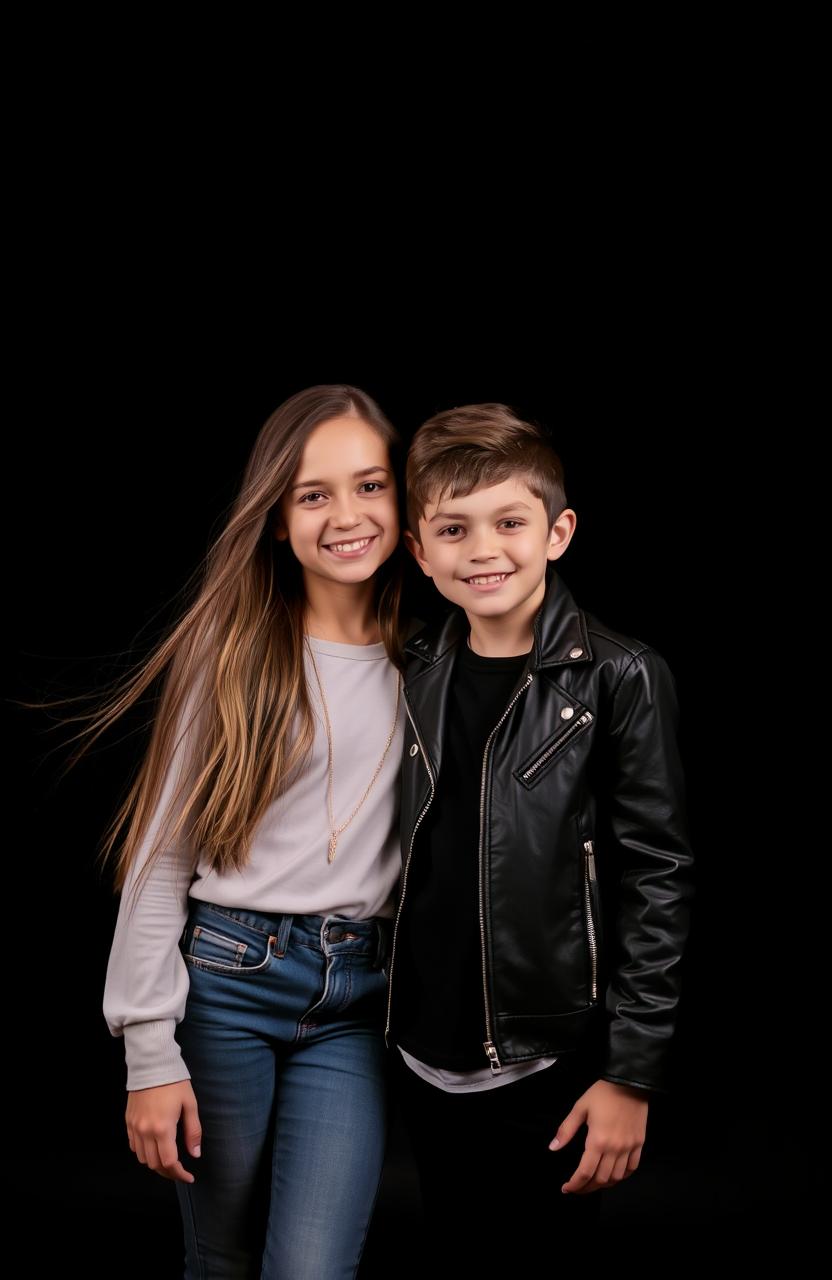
328, 832, 338, 863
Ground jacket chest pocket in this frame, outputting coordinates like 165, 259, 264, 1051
513, 709, 594, 789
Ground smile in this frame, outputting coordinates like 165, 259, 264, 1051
462, 571, 515, 591
322, 535, 378, 558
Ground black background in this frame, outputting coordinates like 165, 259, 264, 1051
7, 312, 806, 1269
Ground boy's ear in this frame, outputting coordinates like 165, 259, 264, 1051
403, 529, 433, 578
546, 508, 578, 560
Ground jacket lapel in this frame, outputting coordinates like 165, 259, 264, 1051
532, 566, 595, 671
402, 566, 594, 782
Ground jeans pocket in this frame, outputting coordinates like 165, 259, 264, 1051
180, 911, 276, 975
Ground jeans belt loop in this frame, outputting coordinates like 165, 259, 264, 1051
373, 919, 387, 970
275, 913, 293, 958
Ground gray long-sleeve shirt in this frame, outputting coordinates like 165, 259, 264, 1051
103, 636, 404, 1090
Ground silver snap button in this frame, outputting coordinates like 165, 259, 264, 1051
560, 706, 575, 719
569, 646, 583, 658
409, 743, 419, 756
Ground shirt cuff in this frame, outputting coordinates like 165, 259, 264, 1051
122, 1020, 192, 1092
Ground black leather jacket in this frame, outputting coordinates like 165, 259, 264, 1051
384, 566, 695, 1095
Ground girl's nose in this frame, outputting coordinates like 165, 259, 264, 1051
330, 499, 361, 528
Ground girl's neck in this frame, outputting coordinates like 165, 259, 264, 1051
302, 576, 381, 646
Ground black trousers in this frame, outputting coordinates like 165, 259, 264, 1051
392, 1046, 604, 1272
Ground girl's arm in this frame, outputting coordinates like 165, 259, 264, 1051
102, 834, 194, 1090
102, 678, 205, 1091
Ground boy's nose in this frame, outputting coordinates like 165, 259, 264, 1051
469, 542, 500, 561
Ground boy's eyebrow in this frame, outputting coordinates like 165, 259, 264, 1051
428, 501, 533, 523
290, 467, 389, 492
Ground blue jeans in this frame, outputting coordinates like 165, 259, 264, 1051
172, 900, 392, 1279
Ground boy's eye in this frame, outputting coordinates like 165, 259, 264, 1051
437, 521, 523, 536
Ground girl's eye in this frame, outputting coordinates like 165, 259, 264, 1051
299, 482, 384, 505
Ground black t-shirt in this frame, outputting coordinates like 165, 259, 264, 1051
394, 636, 531, 1069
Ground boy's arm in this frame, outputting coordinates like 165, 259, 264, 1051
596, 645, 695, 1097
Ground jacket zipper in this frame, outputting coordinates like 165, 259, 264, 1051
384, 692, 436, 1049
582, 838, 598, 1001
519, 710, 594, 782
480, 672, 535, 1073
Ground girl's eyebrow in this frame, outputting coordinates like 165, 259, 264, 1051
290, 467, 389, 492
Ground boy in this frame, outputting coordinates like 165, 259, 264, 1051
385, 404, 695, 1268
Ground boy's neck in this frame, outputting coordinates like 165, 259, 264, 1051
465, 578, 546, 658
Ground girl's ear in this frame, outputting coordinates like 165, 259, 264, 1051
403, 529, 432, 578
274, 522, 289, 542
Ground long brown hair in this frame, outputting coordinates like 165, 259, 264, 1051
27, 385, 407, 903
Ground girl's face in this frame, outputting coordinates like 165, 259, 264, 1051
276, 415, 399, 588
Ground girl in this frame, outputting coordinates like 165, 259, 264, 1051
92, 385, 408, 1276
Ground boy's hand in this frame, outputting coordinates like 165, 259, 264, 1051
548, 1079, 648, 1194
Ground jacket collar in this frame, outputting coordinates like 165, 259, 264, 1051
404, 564, 594, 673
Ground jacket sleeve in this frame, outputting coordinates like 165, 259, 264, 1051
597, 645, 695, 1096
102, 679, 206, 1092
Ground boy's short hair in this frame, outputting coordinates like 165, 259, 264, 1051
406, 403, 567, 537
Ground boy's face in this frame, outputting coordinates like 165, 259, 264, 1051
404, 475, 575, 625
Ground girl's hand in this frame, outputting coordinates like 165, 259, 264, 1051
125, 1080, 203, 1184
548, 1079, 649, 1194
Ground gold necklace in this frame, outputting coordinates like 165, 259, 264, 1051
304, 637, 402, 863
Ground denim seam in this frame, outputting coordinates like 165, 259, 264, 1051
335, 959, 354, 1012
183, 951, 274, 976
182, 932, 275, 975
295, 920, 333, 1033
191, 925, 249, 960
352, 1161, 386, 1278
179, 1183, 206, 1280
199, 904, 280, 939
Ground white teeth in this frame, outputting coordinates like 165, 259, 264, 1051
326, 537, 373, 553
466, 573, 510, 585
